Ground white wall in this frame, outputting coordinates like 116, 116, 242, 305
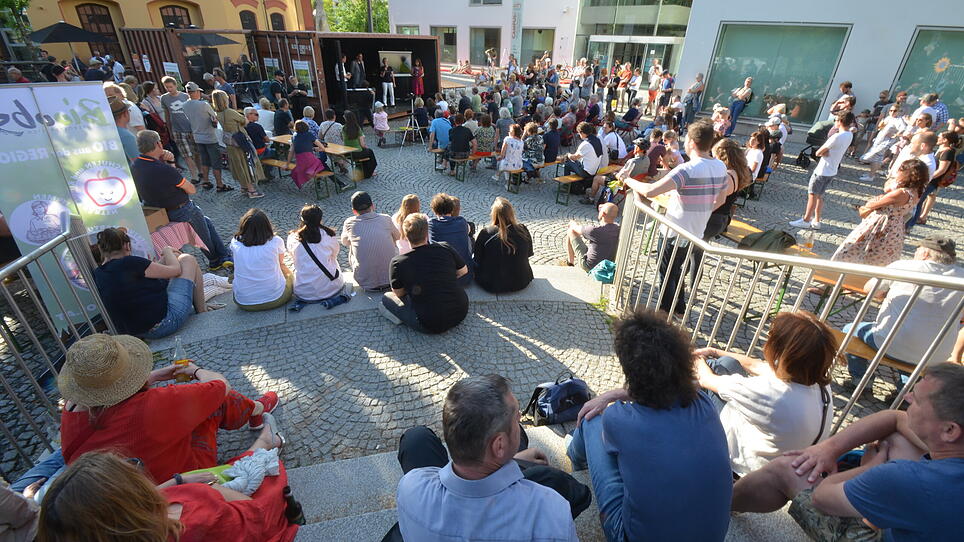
387, 0, 580, 65
675, 0, 964, 122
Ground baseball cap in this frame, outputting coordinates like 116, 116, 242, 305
632, 137, 647, 148
184, 81, 200, 92
351, 191, 373, 212
765, 116, 781, 126
915, 234, 957, 260
202, 72, 214, 80
274, 70, 286, 77
374, 101, 384, 108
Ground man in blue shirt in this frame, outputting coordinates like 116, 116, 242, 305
391, 374, 589, 542
427, 111, 452, 163
732, 363, 964, 542
428, 193, 473, 287
568, 309, 733, 542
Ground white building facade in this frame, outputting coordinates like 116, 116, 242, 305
388, 0, 580, 68
675, 0, 964, 125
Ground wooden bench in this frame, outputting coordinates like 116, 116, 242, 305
537, 159, 564, 178
261, 158, 293, 179
505, 169, 525, 194
721, 219, 762, 244
430, 148, 445, 170
552, 174, 584, 205
261, 159, 338, 200
829, 328, 916, 374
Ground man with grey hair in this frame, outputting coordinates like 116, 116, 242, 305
844, 233, 964, 388
392, 374, 588, 541
7, 66, 29, 83
511, 88, 524, 118
732, 362, 964, 542
131, 130, 232, 270
682, 72, 705, 129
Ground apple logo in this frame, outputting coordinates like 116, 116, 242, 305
84, 169, 128, 208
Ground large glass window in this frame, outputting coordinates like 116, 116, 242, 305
470, 27, 500, 66
521, 28, 554, 66
431, 26, 457, 64
396, 25, 420, 35
895, 29, 964, 121
702, 24, 848, 124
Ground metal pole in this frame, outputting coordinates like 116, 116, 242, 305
367, 0, 374, 33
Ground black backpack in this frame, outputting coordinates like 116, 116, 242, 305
737, 229, 797, 254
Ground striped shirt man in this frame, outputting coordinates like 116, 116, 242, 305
341, 211, 400, 290
659, 156, 729, 238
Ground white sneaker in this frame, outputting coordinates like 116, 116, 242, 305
810, 221, 822, 230
788, 219, 812, 229
859, 174, 874, 181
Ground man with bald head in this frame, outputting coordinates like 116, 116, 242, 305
562, 202, 620, 271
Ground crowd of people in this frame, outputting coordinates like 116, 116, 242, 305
3, 44, 964, 542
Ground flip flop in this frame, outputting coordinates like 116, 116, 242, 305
201, 181, 214, 190
216, 185, 235, 192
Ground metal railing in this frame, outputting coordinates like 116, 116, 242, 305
0, 216, 113, 480
609, 196, 964, 432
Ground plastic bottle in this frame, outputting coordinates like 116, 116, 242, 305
172, 336, 191, 383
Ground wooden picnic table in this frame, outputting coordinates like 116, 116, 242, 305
269, 134, 359, 155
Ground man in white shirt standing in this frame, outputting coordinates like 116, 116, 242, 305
790, 112, 855, 230
911, 93, 940, 129
623, 120, 728, 315
887, 131, 937, 183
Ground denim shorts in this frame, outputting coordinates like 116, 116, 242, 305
808, 173, 834, 195
141, 278, 194, 339
197, 142, 223, 170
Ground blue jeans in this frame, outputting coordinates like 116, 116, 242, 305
704, 356, 749, 412
905, 182, 937, 229
841, 321, 913, 386
567, 416, 625, 542
10, 449, 65, 493
166, 201, 231, 267
141, 277, 195, 339
725, 100, 746, 136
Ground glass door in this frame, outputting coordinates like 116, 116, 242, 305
470, 28, 501, 66
431, 26, 457, 64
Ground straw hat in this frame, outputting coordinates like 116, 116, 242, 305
57, 334, 153, 407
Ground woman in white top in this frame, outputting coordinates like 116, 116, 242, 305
287, 204, 347, 312
693, 311, 836, 476
230, 209, 292, 311
256, 98, 276, 137
744, 130, 767, 180
392, 194, 420, 255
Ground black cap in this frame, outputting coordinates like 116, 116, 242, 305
351, 191, 373, 211
274, 70, 285, 77
915, 233, 957, 260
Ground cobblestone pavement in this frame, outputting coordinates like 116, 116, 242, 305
159, 301, 622, 468
4, 117, 964, 476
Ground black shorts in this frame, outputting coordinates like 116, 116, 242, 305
658, 93, 672, 107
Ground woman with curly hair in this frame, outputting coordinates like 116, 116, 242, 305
704, 137, 753, 241
832, 158, 929, 266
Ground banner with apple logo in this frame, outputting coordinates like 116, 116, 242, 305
0, 82, 152, 332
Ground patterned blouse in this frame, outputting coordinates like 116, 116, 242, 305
475, 125, 496, 153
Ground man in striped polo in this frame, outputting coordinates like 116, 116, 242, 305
622, 120, 728, 315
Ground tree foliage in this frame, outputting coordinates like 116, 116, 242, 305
323, 0, 389, 33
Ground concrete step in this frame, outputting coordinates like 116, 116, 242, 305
148, 264, 606, 352
284, 425, 808, 542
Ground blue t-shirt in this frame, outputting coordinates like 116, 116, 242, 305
429, 216, 473, 281
603, 392, 732, 541
117, 127, 138, 163
430, 117, 452, 149
844, 456, 964, 542
292, 131, 316, 154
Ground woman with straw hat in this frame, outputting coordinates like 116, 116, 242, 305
58, 334, 280, 483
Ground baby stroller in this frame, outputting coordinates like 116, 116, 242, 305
794, 119, 834, 169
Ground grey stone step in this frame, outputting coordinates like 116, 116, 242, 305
285, 426, 808, 541
149, 264, 605, 352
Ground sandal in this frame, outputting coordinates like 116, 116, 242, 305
216, 185, 235, 192
201, 181, 214, 190
246, 191, 265, 199
262, 412, 286, 450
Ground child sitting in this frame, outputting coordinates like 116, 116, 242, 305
287, 120, 327, 189
712, 104, 731, 137
373, 101, 390, 147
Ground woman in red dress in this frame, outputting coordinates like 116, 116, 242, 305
412, 58, 425, 97
37, 418, 298, 542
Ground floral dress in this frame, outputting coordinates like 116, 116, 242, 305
475, 125, 496, 153
831, 188, 916, 266
499, 136, 524, 171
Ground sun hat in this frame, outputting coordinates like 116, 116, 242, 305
915, 233, 957, 260
57, 334, 154, 407
107, 96, 128, 116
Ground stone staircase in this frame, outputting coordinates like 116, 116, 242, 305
287, 425, 808, 542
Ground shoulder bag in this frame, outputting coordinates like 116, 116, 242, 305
300, 239, 340, 281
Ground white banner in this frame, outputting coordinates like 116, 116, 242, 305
510, 0, 524, 62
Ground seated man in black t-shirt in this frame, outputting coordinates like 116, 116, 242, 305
445, 114, 477, 176
379, 213, 469, 334
131, 130, 233, 271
